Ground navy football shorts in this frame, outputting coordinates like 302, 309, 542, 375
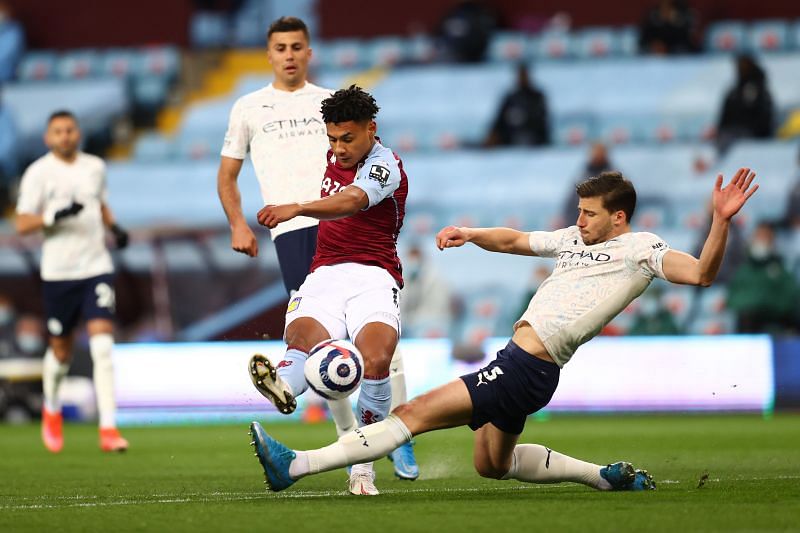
273, 225, 318, 295
460, 340, 560, 435
42, 273, 116, 337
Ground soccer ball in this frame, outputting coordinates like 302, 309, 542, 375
304, 339, 364, 400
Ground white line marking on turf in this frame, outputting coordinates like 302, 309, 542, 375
3, 474, 798, 510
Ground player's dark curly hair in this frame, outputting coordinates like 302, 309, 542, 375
321, 85, 380, 124
576, 171, 637, 223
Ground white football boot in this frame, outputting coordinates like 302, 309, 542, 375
348, 463, 379, 496
248, 354, 297, 415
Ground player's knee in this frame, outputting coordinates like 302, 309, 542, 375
474, 460, 507, 480
284, 319, 326, 353
362, 350, 393, 377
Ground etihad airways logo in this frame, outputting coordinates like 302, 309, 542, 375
556, 250, 611, 262
261, 117, 324, 133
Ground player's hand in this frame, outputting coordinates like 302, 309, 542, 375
231, 224, 258, 257
436, 226, 469, 250
53, 201, 84, 222
257, 203, 300, 229
110, 223, 129, 249
712, 167, 758, 221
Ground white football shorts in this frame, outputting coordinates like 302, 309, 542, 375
284, 263, 401, 342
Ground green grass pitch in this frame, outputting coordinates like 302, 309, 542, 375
2, 414, 799, 532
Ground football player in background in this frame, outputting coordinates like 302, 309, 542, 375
216, 18, 418, 480
15, 110, 130, 453
249, 168, 758, 493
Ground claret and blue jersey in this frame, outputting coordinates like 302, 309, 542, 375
311, 140, 408, 287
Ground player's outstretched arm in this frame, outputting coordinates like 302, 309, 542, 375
217, 156, 258, 257
662, 167, 758, 286
257, 186, 368, 229
436, 226, 535, 256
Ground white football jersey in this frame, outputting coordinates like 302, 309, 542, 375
16, 152, 113, 281
221, 82, 331, 239
518, 226, 670, 367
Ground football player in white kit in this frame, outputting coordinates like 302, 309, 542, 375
15, 111, 130, 453
215, 17, 418, 480
249, 168, 758, 493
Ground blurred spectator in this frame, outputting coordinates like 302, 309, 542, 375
0, 292, 15, 339
560, 143, 614, 226
628, 287, 682, 335
638, 0, 699, 55
0, 1, 24, 82
715, 54, 774, 154
0, 92, 19, 208
437, 0, 497, 63
727, 222, 800, 334
514, 265, 551, 320
400, 244, 453, 337
691, 201, 746, 284
783, 145, 800, 229
484, 64, 550, 148
12, 314, 45, 358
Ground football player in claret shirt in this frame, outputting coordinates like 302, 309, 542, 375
248, 168, 758, 494
249, 85, 409, 495
217, 17, 418, 480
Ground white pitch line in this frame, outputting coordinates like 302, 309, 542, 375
3, 474, 798, 511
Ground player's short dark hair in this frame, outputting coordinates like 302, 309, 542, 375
576, 171, 637, 223
47, 110, 78, 125
321, 85, 380, 124
267, 16, 309, 42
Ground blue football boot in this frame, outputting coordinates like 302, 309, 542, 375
600, 461, 656, 491
249, 421, 296, 492
388, 441, 420, 480
630, 469, 656, 490
599, 461, 636, 489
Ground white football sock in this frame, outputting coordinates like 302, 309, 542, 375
328, 398, 358, 437
89, 334, 117, 429
290, 414, 412, 479
43, 348, 69, 413
389, 347, 407, 409
502, 444, 611, 490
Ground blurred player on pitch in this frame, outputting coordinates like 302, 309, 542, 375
216, 18, 418, 481
249, 168, 758, 494
15, 110, 130, 453
250, 85, 408, 495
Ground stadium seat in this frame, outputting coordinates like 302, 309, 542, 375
231, 12, 264, 47
553, 115, 594, 145
190, 11, 230, 48
17, 51, 57, 81
366, 36, 409, 67
535, 30, 573, 60
56, 49, 101, 80
706, 21, 747, 53
325, 39, 366, 69
132, 75, 171, 110
573, 27, 618, 59
137, 46, 180, 80
616, 26, 639, 56
748, 20, 790, 52
407, 35, 436, 63
133, 133, 176, 161
487, 32, 532, 63
101, 49, 137, 79
596, 116, 645, 145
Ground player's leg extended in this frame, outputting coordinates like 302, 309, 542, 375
250, 317, 330, 414
42, 334, 72, 453
496, 434, 655, 491
387, 347, 419, 479
87, 318, 128, 452
346, 322, 396, 495
473, 423, 610, 488
249, 378, 473, 492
